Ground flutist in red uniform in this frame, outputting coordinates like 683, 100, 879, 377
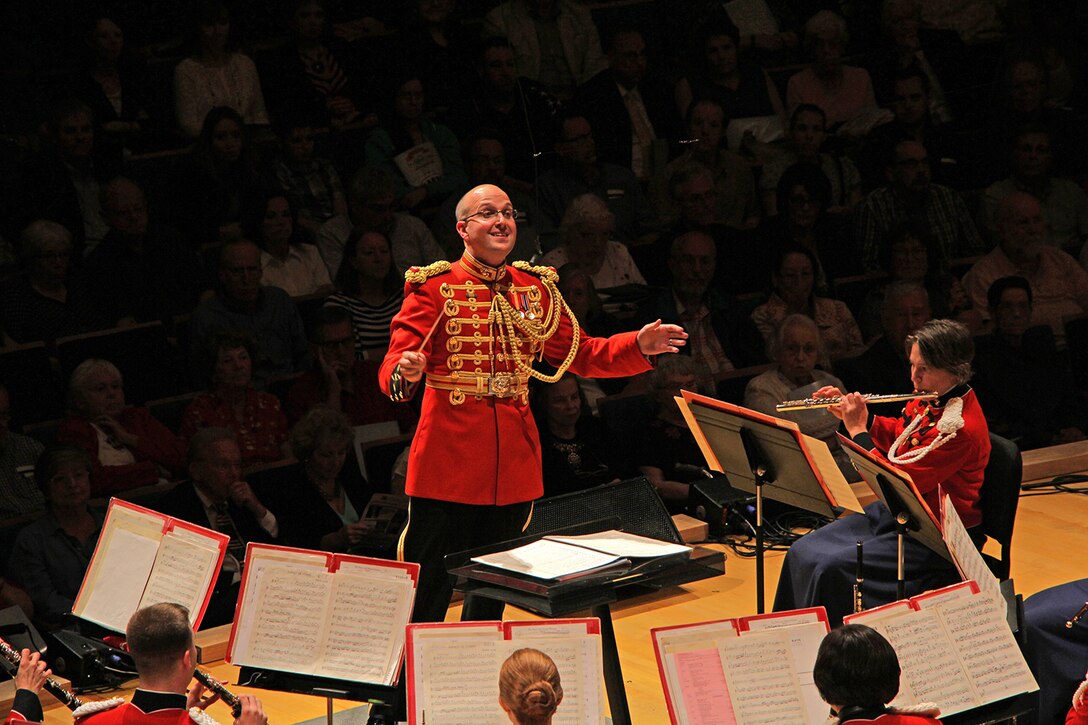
379, 184, 687, 625
774, 319, 990, 625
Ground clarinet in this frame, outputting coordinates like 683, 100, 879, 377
0, 637, 84, 710
853, 541, 864, 614
193, 667, 265, 721
1066, 601, 1088, 629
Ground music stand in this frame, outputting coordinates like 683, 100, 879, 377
837, 434, 951, 599
677, 391, 862, 613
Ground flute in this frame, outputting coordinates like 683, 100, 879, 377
853, 541, 864, 614
776, 392, 938, 412
0, 637, 84, 710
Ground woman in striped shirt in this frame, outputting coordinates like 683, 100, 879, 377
324, 228, 403, 361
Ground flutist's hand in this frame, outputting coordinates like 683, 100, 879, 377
187, 680, 222, 711
835, 392, 869, 437
14, 648, 48, 693
235, 694, 268, 725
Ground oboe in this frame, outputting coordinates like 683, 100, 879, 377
193, 668, 244, 718
1066, 601, 1088, 629
853, 541, 864, 614
0, 637, 83, 710
776, 392, 937, 412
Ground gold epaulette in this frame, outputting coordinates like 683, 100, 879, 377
404, 260, 452, 285
512, 260, 558, 283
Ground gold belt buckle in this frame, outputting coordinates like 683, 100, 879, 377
489, 373, 514, 396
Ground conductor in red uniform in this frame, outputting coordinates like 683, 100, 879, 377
379, 183, 687, 623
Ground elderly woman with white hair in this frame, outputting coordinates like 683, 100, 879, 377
539, 194, 646, 291
56, 358, 186, 496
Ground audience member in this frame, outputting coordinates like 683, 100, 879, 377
444, 37, 562, 189
324, 229, 403, 361
180, 331, 291, 466
395, 0, 475, 122
363, 73, 467, 211
9, 445, 102, 629
760, 105, 861, 216
535, 113, 656, 246
498, 647, 564, 725
869, 0, 953, 125
973, 275, 1086, 448
744, 314, 855, 480
189, 238, 308, 389
269, 118, 348, 237
155, 428, 278, 627
636, 231, 765, 394
285, 306, 415, 429
86, 177, 210, 323
572, 26, 680, 179
482, 0, 607, 101
57, 359, 186, 496
258, 0, 366, 130
751, 247, 864, 368
979, 125, 1088, 254
0, 382, 45, 520
174, 1, 268, 137
963, 191, 1088, 345
0, 221, 111, 344
431, 133, 540, 261
243, 189, 332, 298
836, 281, 931, 394
540, 194, 646, 290
168, 106, 262, 248
786, 11, 883, 137
856, 138, 985, 270
814, 624, 941, 724
316, 166, 444, 277
532, 374, 622, 497
674, 16, 785, 124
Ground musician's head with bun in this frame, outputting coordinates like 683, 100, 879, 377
125, 603, 195, 685
905, 318, 973, 393
814, 624, 904, 716
498, 648, 564, 725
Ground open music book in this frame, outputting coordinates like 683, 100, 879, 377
844, 580, 1038, 716
226, 543, 419, 685
73, 499, 229, 632
406, 619, 604, 725
652, 607, 831, 725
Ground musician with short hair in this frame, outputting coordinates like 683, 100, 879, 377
4, 648, 48, 724
774, 319, 990, 625
73, 602, 266, 724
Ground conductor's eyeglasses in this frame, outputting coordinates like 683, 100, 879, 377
462, 208, 519, 223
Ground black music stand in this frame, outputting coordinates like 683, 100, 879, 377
234, 667, 397, 724
678, 391, 861, 613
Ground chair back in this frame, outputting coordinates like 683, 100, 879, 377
979, 432, 1021, 579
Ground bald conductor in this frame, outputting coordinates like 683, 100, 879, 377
379, 184, 687, 624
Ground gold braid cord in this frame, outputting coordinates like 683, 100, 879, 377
404, 260, 452, 285
492, 262, 579, 383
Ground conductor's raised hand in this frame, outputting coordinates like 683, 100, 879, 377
396, 350, 426, 383
234, 694, 268, 725
637, 320, 688, 356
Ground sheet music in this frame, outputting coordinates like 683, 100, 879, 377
244, 565, 333, 672
316, 573, 413, 684
335, 560, 411, 582
417, 637, 502, 724
655, 621, 739, 723
507, 622, 592, 638
504, 636, 603, 725
672, 649, 736, 725
799, 433, 862, 513
470, 539, 623, 580
875, 608, 976, 712
741, 621, 826, 722
77, 526, 161, 631
941, 494, 1000, 596
720, 630, 807, 725
138, 532, 220, 624
545, 531, 690, 558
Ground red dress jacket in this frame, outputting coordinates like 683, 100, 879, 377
75, 704, 199, 725
379, 256, 650, 505
57, 407, 187, 496
864, 385, 989, 528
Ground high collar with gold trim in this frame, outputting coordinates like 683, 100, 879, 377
459, 252, 507, 282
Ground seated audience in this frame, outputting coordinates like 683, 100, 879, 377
636, 356, 707, 509
555, 265, 625, 409
540, 194, 645, 290
1, 221, 110, 344
87, 177, 209, 323
154, 428, 278, 628
57, 359, 186, 496
268, 406, 370, 552
786, 11, 882, 137
316, 166, 444, 277
744, 315, 855, 480
532, 374, 622, 498
814, 624, 941, 724
973, 276, 1086, 448
869, 0, 953, 125
836, 281, 931, 395
168, 106, 263, 249
269, 118, 348, 237
324, 229, 403, 361
0, 382, 45, 520
363, 73, 467, 211
174, 1, 268, 138
856, 138, 985, 270
180, 332, 291, 467
9, 445, 102, 629
751, 247, 864, 368
244, 189, 332, 298
963, 191, 1088, 346
498, 648, 564, 725
395, 0, 475, 122
189, 238, 308, 389
482, 0, 607, 101
285, 306, 416, 429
